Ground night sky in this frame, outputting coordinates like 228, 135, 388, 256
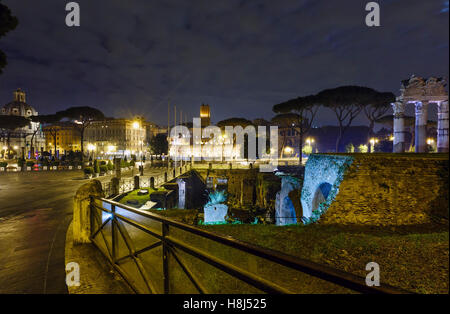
0, 0, 448, 127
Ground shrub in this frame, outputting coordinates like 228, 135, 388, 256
99, 165, 108, 173
100, 160, 107, 166
345, 143, 355, 153
52, 161, 60, 167
107, 160, 114, 171
0, 162, 7, 168
94, 159, 100, 173
84, 167, 94, 175
26, 161, 35, 167
130, 159, 135, 167
357, 144, 368, 153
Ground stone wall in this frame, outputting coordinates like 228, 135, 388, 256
302, 153, 449, 226
197, 169, 280, 217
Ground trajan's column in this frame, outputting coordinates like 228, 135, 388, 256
392, 75, 448, 153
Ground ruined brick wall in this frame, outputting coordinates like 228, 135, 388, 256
319, 154, 449, 225
197, 169, 279, 211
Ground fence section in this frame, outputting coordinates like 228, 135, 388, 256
89, 197, 408, 294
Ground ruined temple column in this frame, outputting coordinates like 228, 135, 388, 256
414, 101, 429, 153
391, 102, 407, 153
437, 100, 449, 152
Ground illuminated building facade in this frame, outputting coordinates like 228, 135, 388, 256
169, 104, 245, 161
43, 122, 81, 155
279, 128, 301, 157
84, 118, 147, 157
0, 89, 46, 158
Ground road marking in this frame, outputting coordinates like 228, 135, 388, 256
43, 213, 62, 294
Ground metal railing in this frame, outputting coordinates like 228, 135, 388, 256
89, 197, 408, 294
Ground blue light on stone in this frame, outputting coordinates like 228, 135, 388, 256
204, 203, 228, 224
275, 175, 301, 226
203, 190, 228, 224
300, 154, 354, 224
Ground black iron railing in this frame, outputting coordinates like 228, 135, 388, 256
89, 197, 409, 294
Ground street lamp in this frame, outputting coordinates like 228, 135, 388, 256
305, 137, 315, 145
369, 138, 379, 153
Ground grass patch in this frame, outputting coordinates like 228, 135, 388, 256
197, 223, 449, 293
118, 187, 166, 208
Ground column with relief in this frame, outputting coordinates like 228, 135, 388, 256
391, 102, 406, 153
414, 101, 429, 153
437, 100, 449, 152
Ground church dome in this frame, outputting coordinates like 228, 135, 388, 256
1, 89, 38, 117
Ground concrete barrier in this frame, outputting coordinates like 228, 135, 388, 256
73, 180, 103, 244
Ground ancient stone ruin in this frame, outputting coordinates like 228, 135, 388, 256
392, 75, 448, 153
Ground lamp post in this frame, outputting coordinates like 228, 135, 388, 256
369, 138, 379, 153
305, 137, 315, 154
426, 138, 435, 152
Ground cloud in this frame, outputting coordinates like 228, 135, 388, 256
0, 0, 448, 127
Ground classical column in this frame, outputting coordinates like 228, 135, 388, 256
391, 102, 406, 153
414, 101, 429, 153
437, 100, 449, 152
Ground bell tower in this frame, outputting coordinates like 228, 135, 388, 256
14, 88, 26, 103
200, 104, 210, 127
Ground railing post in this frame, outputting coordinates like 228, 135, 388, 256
162, 222, 169, 294
89, 196, 94, 240
111, 204, 118, 262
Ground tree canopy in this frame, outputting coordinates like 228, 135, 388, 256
0, 115, 30, 130
308, 85, 394, 152
55, 106, 105, 158
56, 106, 105, 124
216, 118, 253, 128
149, 133, 168, 155
270, 113, 300, 128
0, 2, 18, 74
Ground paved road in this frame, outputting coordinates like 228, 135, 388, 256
0, 167, 165, 294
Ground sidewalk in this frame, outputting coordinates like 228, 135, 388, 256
65, 221, 133, 294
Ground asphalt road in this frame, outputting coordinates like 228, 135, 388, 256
0, 167, 165, 294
